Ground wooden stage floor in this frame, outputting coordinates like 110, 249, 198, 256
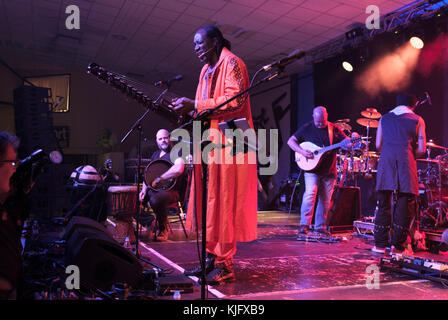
136, 211, 448, 300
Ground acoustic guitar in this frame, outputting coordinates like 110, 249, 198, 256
295, 137, 361, 171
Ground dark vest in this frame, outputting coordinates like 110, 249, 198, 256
376, 111, 420, 194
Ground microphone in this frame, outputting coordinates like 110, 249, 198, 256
10, 149, 62, 195
198, 47, 215, 59
425, 91, 432, 106
154, 75, 183, 87
263, 49, 306, 71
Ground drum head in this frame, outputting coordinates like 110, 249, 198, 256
144, 159, 175, 191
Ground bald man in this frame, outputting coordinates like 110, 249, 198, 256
288, 107, 349, 236
139, 129, 185, 241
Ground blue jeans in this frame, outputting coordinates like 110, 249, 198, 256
300, 172, 336, 229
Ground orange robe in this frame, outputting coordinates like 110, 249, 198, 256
186, 47, 258, 257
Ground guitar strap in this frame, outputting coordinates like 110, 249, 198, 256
328, 122, 334, 145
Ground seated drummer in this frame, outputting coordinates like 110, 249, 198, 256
139, 129, 185, 241
341, 131, 365, 157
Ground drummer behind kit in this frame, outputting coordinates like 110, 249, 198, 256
333, 108, 381, 180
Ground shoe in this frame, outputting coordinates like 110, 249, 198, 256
136, 214, 155, 228
201, 262, 235, 285
184, 255, 215, 277
298, 225, 309, 235
391, 245, 414, 256
314, 228, 331, 237
371, 246, 386, 254
155, 229, 169, 241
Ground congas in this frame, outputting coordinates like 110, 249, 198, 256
107, 185, 137, 242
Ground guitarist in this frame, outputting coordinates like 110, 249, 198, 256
139, 129, 185, 241
287, 106, 349, 236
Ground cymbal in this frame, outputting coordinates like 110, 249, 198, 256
427, 141, 448, 150
335, 122, 352, 131
356, 118, 379, 128
335, 118, 350, 123
361, 108, 381, 119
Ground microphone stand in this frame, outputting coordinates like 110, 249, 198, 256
178, 67, 284, 300
121, 89, 169, 271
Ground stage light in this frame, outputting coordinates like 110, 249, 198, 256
410, 36, 424, 49
342, 61, 354, 72
345, 27, 364, 40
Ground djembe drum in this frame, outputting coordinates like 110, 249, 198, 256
107, 185, 137, 243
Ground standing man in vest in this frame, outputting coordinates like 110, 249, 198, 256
287, 106, 349, 236
373, 93, 426, 254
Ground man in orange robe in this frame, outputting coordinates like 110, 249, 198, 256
172, 25, 257, 284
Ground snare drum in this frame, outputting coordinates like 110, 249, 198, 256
107, 185, 137, 242
365, 154, 379, 173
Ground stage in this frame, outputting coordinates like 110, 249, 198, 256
134, 211, 448, 300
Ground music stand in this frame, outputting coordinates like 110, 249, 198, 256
218, 118, 258, 155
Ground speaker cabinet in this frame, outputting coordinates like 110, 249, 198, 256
64, 217, 142, 291
327, 186, 361, 232
13, 85, 56, 158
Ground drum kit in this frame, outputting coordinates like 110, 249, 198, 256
417, 140, 448, 228
336, 107, 448, 228
336, 108, 381, 182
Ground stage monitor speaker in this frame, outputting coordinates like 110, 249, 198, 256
63, 216, 111, 241
64, 217, 142, 291
327, 186, 361, 232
